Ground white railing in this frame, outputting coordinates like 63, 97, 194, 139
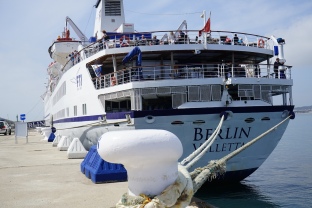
81, 30, 271, 60
92, 63, 292, 90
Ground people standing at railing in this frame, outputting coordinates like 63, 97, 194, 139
171, 66, 180, 79
97, 30, 110, 49
274, 58, 284, 78
74, 50, 80, 64
238, 38, 244, 45
225, 37, 232, 45
233, 34, 239, 45
178, 30, 185, 44
102, 30, 110, 49
120, 35, 130, 47
152, 35, 160, 45
111, 74, 117, 86
224, 63, 232, 79
139, 35, 147, 45
168, 31, 176, 44
69, 52, 75, 65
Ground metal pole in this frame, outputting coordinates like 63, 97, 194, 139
202, 10, 207, 46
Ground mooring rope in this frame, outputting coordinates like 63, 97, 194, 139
114, 114, 292, 207
191, 115, 292, 193
116, 165, 193, 208
181, 115, 225, 170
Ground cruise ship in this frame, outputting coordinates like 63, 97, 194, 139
44, 0, 294, 182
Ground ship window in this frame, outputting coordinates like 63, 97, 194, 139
82, 104, 87, 115
142, 97, 172, 111
66, 108, 69, 117
74, 105, 77, 116
261, 117, 270, 121
105, 100, 131, 112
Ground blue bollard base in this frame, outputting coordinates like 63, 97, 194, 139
80, 145, 127, 183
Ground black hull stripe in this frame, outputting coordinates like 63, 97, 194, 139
53, 105, 294, 124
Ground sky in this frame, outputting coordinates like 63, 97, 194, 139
0, 0, 311, 122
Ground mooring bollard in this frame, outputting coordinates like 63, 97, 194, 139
97, 129, 183, 197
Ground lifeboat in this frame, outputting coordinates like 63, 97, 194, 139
48, 29, 82, 66
47, 61, 61, 78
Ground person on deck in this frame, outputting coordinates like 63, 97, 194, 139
152, 35, 159, 45
168, 31, 176, 44
274, 58, 284, 78
139, 35, 147, 45
233, 34, 239, 45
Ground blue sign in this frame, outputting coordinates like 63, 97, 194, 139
20, 114, 26, 121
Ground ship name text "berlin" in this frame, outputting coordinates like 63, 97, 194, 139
192, 127, 251, 152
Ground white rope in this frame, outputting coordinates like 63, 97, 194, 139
219, 115, 291, 164
112, 114, 293, 207
181, 115, 224, 170
191, 115, 291, 193
115, 165, 193, 208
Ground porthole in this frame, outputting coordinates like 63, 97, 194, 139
244, 118, 255, 123
171, 121, 184, 125
145, 115, 155, 124
261, 117, 270, 121
193, 120, 206, 125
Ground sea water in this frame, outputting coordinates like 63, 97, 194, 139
195, 113, 312, 208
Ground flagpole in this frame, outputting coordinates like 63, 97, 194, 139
202, 10, 207, 46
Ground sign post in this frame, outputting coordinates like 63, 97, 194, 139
15, 122, 28, 144
20, 114, 26, 122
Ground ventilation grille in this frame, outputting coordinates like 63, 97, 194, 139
200, 85, 211, 101
157, 87, 171, 94
171, 86, 186, 94
105, 1, 121, 16
211, 85, 221, 101
188, 86, 200, 101
172, 94, 187, 109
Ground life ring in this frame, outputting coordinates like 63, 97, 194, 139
258, 39, 265, 48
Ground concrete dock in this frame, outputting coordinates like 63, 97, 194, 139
0, 131, 127, 208
0, 130, 214, 208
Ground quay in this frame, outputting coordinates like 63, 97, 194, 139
0, 131, 127, 208
0, 130, 214, 208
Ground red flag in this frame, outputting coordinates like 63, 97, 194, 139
199, 17, 210, 37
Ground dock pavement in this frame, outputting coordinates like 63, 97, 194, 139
0, 131, 214, 208
0, 131, 127, 208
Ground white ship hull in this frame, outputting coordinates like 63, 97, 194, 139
43, 0, 294, 183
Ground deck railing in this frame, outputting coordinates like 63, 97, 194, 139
61, 30, 272, 72
92, 63, 292, 90
81, 30, 271, 60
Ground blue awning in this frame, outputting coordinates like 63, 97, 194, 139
122, 46, 142, 80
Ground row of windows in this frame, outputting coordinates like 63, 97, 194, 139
52, 82, 66, 106
53, 103, 87, 120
